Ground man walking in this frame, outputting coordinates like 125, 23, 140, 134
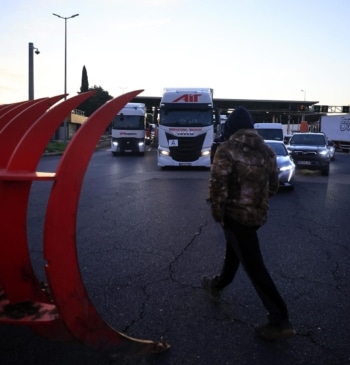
203, 106, 295, 341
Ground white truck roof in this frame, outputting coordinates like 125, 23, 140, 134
161, 88, 214, 104
118, 102, 145, 115
254, 122, 283, 129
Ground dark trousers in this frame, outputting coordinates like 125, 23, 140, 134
214, 219, 289, 324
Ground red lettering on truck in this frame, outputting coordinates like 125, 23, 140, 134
172, 94, 202, 103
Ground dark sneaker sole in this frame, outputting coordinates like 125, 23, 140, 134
255, 325, 296, 341
201, 277, 221, 301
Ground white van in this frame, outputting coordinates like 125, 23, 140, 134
254, 122, 284, 141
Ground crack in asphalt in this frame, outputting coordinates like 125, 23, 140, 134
121, 222, 208, 334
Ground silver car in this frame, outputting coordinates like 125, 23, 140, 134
265, 140, 296, 190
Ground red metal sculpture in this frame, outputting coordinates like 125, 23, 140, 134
0, 90, 170, 355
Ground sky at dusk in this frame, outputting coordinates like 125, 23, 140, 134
1, 0, 349, 107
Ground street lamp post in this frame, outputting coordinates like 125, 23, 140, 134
53, 12, 79, 144
300, 90, 306, 124
28, 42, 40, 100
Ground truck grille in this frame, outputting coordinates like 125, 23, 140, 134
166, 133, 206, 162
119, 138, 139, 152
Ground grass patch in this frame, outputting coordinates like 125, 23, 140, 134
46, 141, 66, 153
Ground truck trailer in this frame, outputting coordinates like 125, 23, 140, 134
319, 114, 350, 151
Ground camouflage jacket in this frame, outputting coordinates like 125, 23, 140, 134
209, 129, 279, 226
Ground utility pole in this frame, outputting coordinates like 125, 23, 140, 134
28, 42, 40, 100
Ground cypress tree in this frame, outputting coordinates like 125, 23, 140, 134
80, 65, 89, 93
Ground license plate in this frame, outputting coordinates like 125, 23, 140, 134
179, 163, 191, 166
124, 149, 132, 153
298, 161, 311, 165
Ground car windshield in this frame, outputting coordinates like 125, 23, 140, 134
266, 142, 288, 156
290, 134, 325, 145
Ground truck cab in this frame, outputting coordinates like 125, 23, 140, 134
254, 122, 284, 141
110, 103, 146, 156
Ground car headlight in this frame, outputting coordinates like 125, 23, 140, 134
280, 165, 294, 172
319, 150, 329, 156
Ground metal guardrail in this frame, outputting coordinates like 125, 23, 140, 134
96, 135, 111, 149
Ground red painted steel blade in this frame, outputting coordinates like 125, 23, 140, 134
0, 182, 50, 303
0, 283, 76, 342
0, 102, 26, 117
44, 90, 169, 354
0, 92, 95, 303
0, 93, 97, 341
0, 99, 47, 131
7, 91, 95, 172
0, 95, 64, 168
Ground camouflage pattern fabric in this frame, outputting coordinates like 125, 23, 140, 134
209, 129, 279, 227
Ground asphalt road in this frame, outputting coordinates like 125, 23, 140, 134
1, 148, 350, 365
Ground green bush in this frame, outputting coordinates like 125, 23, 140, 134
46, 141, 66, 153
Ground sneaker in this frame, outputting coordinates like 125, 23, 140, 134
201, 276, 221, 300
254, 320, 296, 341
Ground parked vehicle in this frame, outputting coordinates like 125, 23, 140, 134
150, 123, 157, 143
110, 103, 146, 156
155, 88, 220, 168
254, 122, 284, 141
328, 140, 335, 161
283, 134, 293, 144
319, 114, 350, 152
287, 132, 330, 176
265, 140, 295, 190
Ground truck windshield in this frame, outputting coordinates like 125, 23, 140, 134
160, 109, 212, 127
112, 115, 144, 130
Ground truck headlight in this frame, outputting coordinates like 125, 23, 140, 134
159, 149, 170, 156
201, 150, 211, 157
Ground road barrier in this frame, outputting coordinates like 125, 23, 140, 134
0, 90, 170, 356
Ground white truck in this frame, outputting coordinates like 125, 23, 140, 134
155, 88, 220, 167
254, 122, 284, 141
319, 114, 350, 151
110, 102, 146, 156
